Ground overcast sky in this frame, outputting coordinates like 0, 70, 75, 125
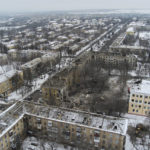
0, 0, 150, 12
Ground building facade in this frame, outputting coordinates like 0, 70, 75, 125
128, 80, 150, 116
0, 70, 23, 97
93, 52, 137, 68
0, 102, 128, 150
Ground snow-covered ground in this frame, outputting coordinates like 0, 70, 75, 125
124, 113, 149, 150
7, 74, 49, 102
22, 136, 78, 150
0, 65, 15, 75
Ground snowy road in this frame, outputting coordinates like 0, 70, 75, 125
7, 74, 49, 102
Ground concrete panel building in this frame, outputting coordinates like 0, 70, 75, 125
128, 80, 150, 116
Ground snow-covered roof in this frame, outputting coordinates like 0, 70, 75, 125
21, 58, 41, 69
130, 80, 150, 95
0, 69, 17, 83
126, 27, 135, 33
0, 102, 24, 138
129, 21, 145, 27
8, 49, 17, 53
139, 32, 150, 40
0, 101, 128, 139
24, 102, 128, 135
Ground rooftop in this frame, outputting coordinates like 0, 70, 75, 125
126, 27, 135, 33
129, 79, 150, 95
21, 58, 41, 69
139, 32, 150, 40
0, 69, 17, 83
0, 102, 23, 138
0, 101, 128, 139
24, 102, 128, 135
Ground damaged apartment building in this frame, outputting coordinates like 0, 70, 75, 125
92, 51, 137, 69
0, 101, 128, 150
42, 52, 89, 106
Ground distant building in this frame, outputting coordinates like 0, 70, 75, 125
93, 52, 137, 68
0, 54, 7, 64
21, 58, 41, 77
41, 52, 60, 68
126, 27, 136, 35
8, 49, 18, 60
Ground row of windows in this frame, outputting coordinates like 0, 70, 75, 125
131, 99, 150, 104
29, 117, 121, 142
0, 120, 23, 149
131, 104, 150, 109
132, 109, 150, 114
132, 94, 150, 99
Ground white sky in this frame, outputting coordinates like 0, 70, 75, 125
0, 0, 150, 12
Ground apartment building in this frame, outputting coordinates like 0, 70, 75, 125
0, 101, 128, 150
42, 52, 89, 105
41, 52, 60, 66
24, 102, 128, 150
126, 27, 135, 35
0, 70, 23, 97
42, 74, 68, 105
21, 57, 42, 77
0, 102, 25, 150
128, 80, 150, 116
93, 52, 137, 68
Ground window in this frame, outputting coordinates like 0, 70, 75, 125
48, 121, 52, 127
102, 140, 105, 144
131, 99, 134, 102
131, 104, 134, 107
115, 139, 119, 144
145, 96, 148, 99
94, 130, 100, 143
140, 95, 143, 98
135, 100, 138, 103
139, 100, 142, 103
133, 109, 135, 112
145, 101, 147, 104
136, 95, 139, 97
136, 110, 138, 112
132, 94, 135, 97
139, 105, 141, 108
